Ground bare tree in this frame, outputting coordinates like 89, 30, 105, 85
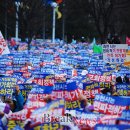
0, 0, 130, 42
88, 0, 116, 43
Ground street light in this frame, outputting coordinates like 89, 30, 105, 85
5, 0, 7, 40
15, 0, 21, 44
43, 1, 46, 41
62, 0, 65, 43
51, 2, 58, 43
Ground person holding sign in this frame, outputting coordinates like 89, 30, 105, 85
0, 102, 11, 129
4, 85, 24, 112
79, 94, 94, 112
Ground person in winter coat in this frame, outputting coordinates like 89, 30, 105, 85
4, 85, 24, 112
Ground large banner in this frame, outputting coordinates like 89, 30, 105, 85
0, 31, 10, 55
102, 44, 128, 63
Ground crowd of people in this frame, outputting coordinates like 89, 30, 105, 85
0, 40, 130, 130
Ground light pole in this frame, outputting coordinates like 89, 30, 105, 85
51, 2, 58, 43
15, 0, 21, 43
43, 2, 46, 41
5, 0, 7, 40
62, 0, 65, 43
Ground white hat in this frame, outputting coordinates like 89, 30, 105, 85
81, 70, 88, 76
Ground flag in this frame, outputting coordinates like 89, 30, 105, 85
0, 31, 10, 55
91, 38, 103, 54
89, 37, 96, 49
93, 44, 103, 54
43, 0, 53, 5
45, 0, 62, 5
10, 39, 16, 46
56, 0, 62, 4
92, 38, 96, 45
126, 36, 130, 45
55, 6, 62, 19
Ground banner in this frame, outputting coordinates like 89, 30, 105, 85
0, 77, 17, 96
30, 99, 65, 127
119, 110, 130, 121
116, 83, 130, 96
95, 124, 130, 130
52, 89, 81, 101
87, 74, 112, 83
93, 44, 103, 54
74, 110, 101, 128
0, 31, 10, 55
102, 44, 128, 63
7, 120, 24, 130
83, 82, 100, 98
32, 78, 54, 86
83, 89, 100, 99
94, 94, 130, 115
124, 50, 130, 66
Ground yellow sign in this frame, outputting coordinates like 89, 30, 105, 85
124, 50, 130, 66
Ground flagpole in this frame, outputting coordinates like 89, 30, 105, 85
15, 0, 21, 44
62, 0, 65, 42
52, 7, 56, 43
51, 2, 57, 43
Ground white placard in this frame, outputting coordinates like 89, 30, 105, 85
0, 31, 10, 55
102, 44, 128, 63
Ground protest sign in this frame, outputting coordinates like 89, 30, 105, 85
94, 94, 130, 115
87, 74, 112, 83
29, 99, 65, 127
95, 124, 130, 130
0, 31, 10, 55
0, 77, 17, 96
102, 44, 128, 63
82, 82, 100, 98
116, 83, 130, 96
7, 120, 24, 130
119, 110, 130, 121
74, 110, 101, 128
124, 50, 130, 66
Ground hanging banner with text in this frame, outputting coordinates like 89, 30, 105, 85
102, 44, 128, 63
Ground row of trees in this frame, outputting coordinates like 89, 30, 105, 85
0, 0, 130, 43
